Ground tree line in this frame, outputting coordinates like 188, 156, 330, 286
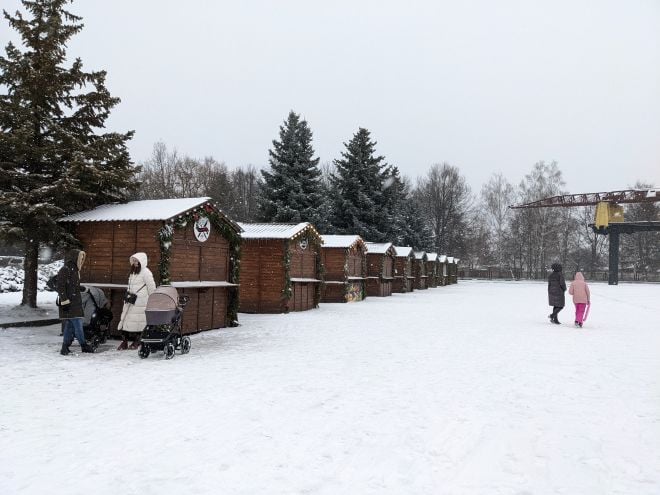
136, 111, 659, 280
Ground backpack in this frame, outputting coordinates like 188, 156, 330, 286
46, 274, 58, 292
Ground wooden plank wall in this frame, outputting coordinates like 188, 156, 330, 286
292, 282, 315, 311
239, 240, 286, 313
321, 249, 345, 281
290, 238, 319, 279
170, 223, 229, 282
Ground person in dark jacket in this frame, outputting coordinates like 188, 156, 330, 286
547, 262, 567, 324
57, 249, 93, 355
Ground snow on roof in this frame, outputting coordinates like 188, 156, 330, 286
447, 257, 454, 263
365, 242, 394, 254
58, 197, 214, 223
320, 235, 364, 249
438, 255, 447, 263
426, 253, 438, 262
414, 251, 427, 260
394, 246, 413, 257
238, 222, 319, 240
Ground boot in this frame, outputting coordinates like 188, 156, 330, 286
60, 344, 70, 356
129, 339, 140, 350
117, 339, 128, 351
81, 343, 94, 353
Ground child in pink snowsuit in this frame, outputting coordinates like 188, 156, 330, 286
568, 272, 590, 327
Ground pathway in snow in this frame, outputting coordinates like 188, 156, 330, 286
1, 281, 659, 494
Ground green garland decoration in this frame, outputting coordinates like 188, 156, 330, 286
157, 204, 242, 326
282, 239, 292, 304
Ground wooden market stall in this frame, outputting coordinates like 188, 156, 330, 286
438, 255, 448, 286
449, 257, 460, 284
425, 252, 439, 288
320, 235, 367, 303
58, 197, 242, 334
392, 246, 415, 293
413, 251, 428, 290
364, 242, 396, 297
238, 222, 322, 313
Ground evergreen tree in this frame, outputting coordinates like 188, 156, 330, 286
394, 182, 433, 250
258, 111, 328, 229
330, 128, 389, 241
0, 0, 137, 307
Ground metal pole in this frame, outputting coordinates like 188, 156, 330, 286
608, 229, 619, 285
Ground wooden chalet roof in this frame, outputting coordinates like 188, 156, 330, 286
320, 235, 366, 249
426, 253, 438, 262
365, 242, 395, 255
438, 255, 448, 263
238, 222, 321, 241
57, 197, 241, 232
393, 246, 414, 257
414, 251, 427, 261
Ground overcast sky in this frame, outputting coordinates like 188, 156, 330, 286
2, 0, 659, 193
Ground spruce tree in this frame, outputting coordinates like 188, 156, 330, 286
258, 111, 328, 229
0, 0, 137, 307
330, 128, 389, 241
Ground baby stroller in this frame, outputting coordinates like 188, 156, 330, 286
79, 286, 113, 352
85, 306, 113, 352
138, 285, 191, 360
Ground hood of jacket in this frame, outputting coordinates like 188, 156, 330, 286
574, 271, 585, 282
130, 252, 148, 268
65, 249, 86, 271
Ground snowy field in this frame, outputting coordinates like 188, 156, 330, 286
1, 280, 659, 495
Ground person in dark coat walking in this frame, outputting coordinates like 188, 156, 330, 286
547, 262, 567, 324
57, 249, 93, 355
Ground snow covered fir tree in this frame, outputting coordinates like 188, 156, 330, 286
329, 128, 396, 242
0, 0, 137, 307
258, 111, 329, 230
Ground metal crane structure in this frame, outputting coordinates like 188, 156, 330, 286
510, 189, 660, 285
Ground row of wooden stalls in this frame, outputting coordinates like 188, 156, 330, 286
58, 198, 459, 336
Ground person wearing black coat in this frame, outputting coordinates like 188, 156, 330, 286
57, 249, 93, 355
547, 263, 567, 324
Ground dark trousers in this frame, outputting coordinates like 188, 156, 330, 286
550, 306, 564, 319
62, 318, 85, 347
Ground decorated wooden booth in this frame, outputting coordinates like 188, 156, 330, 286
58, 197, 242, 334
319, 235, 367, 303
425, 252, 439, 288
413, 251, 428, 290
438, 255, 448, 286
392, 246, 415, 293
238, 222, 322, 313
449, 257, 460, 284
364, 242, 395, 297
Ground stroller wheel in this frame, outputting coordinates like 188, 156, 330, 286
164, 343, 176, 360
91, 336, 101, 352
138, 343, 150, 359
181, 336, 191, 354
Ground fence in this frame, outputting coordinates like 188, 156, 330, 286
458, 268, 660, 283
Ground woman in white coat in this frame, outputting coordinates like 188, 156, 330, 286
117, 252, 156, 350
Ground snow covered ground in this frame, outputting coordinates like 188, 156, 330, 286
1, 280, 659, 495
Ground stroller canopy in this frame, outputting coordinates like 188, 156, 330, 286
146, 285, 179, 312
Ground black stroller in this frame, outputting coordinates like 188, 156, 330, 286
80, 286, 113, 352
138, 285, 191, 360
85, 306, 113, 352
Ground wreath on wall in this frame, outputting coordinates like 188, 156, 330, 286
157, 203, 242, 325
